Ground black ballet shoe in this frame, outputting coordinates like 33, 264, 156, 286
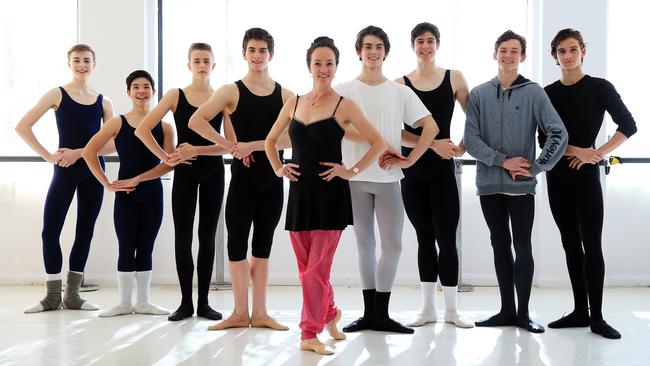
342, 317, 371, 333
590, 319, 621, 339
548, 311, 590, 329
475, 312, 517, 327
371, 317, 414, 334
197, 304, 223, 320
168, 305, 194, 321
517, 317, 545, 333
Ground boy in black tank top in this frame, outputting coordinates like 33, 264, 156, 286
388, 22, 473, 329
136, 43, 231, 322
188, 28, 295, 331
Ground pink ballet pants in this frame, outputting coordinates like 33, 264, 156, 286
289, 230, 342, 340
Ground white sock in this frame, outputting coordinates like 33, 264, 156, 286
442, 285, 474, 328
421, 282, 437, 313
99, 271, 134, 317
407, 282, 438, 327
442, 285, 457, 314
134, 271, 169, 315
45, 273, 62, 282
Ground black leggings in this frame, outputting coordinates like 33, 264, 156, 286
479, 194, 535, 317
401, 166, 459, 286
42, 165, 103, 274
172, 163, 224, 307
547, 162, 605, 320
225, 180, 283, 261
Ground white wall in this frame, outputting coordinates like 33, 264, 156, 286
2, 0, 648, 287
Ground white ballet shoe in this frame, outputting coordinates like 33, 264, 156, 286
407, 310, 437, 327
99, 304, 134, 317
444, 311, 474, 328
134, 303, 169, 315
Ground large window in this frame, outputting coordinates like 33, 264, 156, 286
0, 1, 77, 156
162, 0, 530, 150
608, 0, 649, 157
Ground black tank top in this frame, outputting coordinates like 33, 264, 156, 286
229, 80, 284, 189
402, 70, 455, 179
173, 88, 223, 177
285, 95, 352, 231
289, 96, 345, 177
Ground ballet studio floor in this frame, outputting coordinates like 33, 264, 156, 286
1, 285, 648, 366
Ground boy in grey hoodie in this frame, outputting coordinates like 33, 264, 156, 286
464, 30, 567, 333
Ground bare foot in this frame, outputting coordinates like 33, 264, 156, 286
325, 309, 346, 340
207, 313, 250, 330
250, 316, 289, 331
300, 338, 334, 355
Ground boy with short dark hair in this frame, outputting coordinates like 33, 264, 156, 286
464, 30, 567, 333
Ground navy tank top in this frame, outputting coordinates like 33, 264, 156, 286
229, 80, 284, 189
55, 87, 104, 174
173, 89, 223, 179
115, 115, 163, 200
402, 70, 456, 180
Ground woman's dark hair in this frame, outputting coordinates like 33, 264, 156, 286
188, 42, 213, 61
494, 30, 527, 55
306, 36, 340, 67
550, 28, 586, 64
355, 25, 391, 55
242, 27, 274, 54
126, 70, 155, 92
411, 22, 440, 46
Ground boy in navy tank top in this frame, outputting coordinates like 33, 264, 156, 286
83, 70, 174, 317
16, 44, 114, 313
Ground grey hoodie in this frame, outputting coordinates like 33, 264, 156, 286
464, 75, 567, 195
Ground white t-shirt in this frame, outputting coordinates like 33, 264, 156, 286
335, 78, 431, 182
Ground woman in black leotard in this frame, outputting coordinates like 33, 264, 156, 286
202, 28, 294, 331
136, 43, 230, 321
543, 28, 637, 339
83, 70, 173, 317
17, 44, 114, 313
265, 36, 384, 356
389, 22, 473, 329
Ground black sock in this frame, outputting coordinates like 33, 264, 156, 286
197, 303, 222, 320
168, 303, 194, 321
475, 311, 517, 327
370, 291, 414, 334
517, 314, 545, 333
590, 319, 621, 339
343, 289, 375, 332
548, 310, 590, 328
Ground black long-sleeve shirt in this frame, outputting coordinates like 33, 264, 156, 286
540, 75, 637, 148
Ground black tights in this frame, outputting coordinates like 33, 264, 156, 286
172, 164, 224, 307
401, 165, 459, 286
480, 194, 535, 318
547, 163, 605, 321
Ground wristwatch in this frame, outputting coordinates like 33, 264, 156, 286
352, 166, 360, 175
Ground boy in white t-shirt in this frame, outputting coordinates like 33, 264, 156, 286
336, 25, 438, 334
